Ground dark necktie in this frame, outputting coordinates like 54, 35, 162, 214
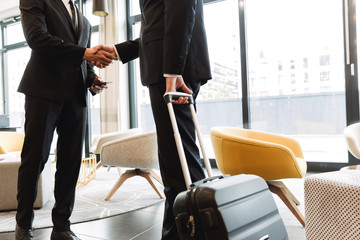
69, 0, 78, 32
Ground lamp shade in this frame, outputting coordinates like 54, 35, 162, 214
93, 0, 108, 17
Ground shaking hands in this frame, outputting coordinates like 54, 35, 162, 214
83, 44, 118, 68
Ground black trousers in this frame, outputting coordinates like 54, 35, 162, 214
148, 81, 206, 240
16, 92, 86, 231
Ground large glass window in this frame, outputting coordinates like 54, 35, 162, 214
82, 0, 101, 139
199, 0, 243, 153
128, 0, 355, 170
6, 47, 30, 130
0, 1, 100, 153
136, 0, 243, 138
246, 0, 347, 163
5, 21, 25, 45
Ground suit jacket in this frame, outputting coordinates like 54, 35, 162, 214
115, 0, 212, 87
18, 0, 96, 103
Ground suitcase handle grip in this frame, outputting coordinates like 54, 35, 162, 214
164, 92, 194, 104
190, 175, 229, 187
164, 92, 213, 189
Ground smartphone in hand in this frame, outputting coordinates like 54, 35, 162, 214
98, 81, 112, 86
93, 77, 112, 86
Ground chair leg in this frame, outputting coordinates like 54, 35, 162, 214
116, 167, 122, 175
96, 161, 102, 170
147, 169, 163, 185
138, 170, 164, 199
105, 169, 164, 201
267, 181, 305, 227
105, 170, 137, 201
272, 181, 300, 205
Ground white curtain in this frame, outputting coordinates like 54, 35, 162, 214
98, 0, 129, 133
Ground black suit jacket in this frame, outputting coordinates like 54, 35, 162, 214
18, 0, 96, 103
115, 0, 212, 87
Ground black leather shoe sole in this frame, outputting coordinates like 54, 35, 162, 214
50, 230, 81, 240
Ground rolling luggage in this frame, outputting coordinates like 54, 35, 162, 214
164, 92, 288, 240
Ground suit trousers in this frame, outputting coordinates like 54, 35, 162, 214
148, 81, 206, 240
16, 89, 87, 231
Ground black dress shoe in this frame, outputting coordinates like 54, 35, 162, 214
15, 224, 33, 240
50, 230, 81, 240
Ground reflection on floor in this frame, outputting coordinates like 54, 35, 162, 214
0, 201, 164, 240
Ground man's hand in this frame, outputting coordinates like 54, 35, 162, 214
90, 76, 108, 94
83, 44, 118, 68
165, 76, 192, 104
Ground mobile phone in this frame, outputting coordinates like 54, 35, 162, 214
98, 81, 112, 86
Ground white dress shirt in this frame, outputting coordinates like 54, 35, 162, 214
62, 0, 75, 20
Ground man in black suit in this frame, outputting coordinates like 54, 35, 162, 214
112, 0, 212, 239
15, 0, 116, 239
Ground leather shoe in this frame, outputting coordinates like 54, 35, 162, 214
15, 224, 33, 240
50, 230, 81, 240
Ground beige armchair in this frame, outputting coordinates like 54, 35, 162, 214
91, 128, 143, 169
100, 131, 163, 200
0, 131, 52, 210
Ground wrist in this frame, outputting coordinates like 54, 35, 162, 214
83, 48, 90, 61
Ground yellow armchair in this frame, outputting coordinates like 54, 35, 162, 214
0, 131, 25, 157
210, 126, 307, 227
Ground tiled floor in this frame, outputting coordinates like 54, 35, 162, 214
0, 201, 165, 240
0, 168, 308, 240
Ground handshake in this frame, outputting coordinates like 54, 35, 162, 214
83, 44, 118, 68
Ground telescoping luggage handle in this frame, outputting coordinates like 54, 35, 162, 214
164, 92, 213, 190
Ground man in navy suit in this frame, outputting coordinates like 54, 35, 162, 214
15, 0, 116, 239
113, 0, 212, 238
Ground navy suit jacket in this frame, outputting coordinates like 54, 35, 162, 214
18, 0, 96, 103
115, 0, 212, 87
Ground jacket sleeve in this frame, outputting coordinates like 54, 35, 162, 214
20, 0, 86, 64
115, 39, 140, 64
163, 0, 197, 75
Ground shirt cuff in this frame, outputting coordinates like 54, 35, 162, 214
113, 46, 121, 62
164, 74, 182, 78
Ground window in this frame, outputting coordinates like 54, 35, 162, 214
135, 0, 243, 138
304, 72, 309, 83
83, 0, 101, 139
0, 18, 29, 132
4, 21, 25, 46
290, 60, 295, 70
303, 58, 308, 68
0, 0, 100, 153
319, 55, 331, 66
320, 71, 330, 81
126, 0, 359, 171
291, 74, 296, 84
246, 0, 347, 165
7, 47, 31, 130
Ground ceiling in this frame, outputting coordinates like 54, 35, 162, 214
0, 0, 19, 20
0, 0, 18, 11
